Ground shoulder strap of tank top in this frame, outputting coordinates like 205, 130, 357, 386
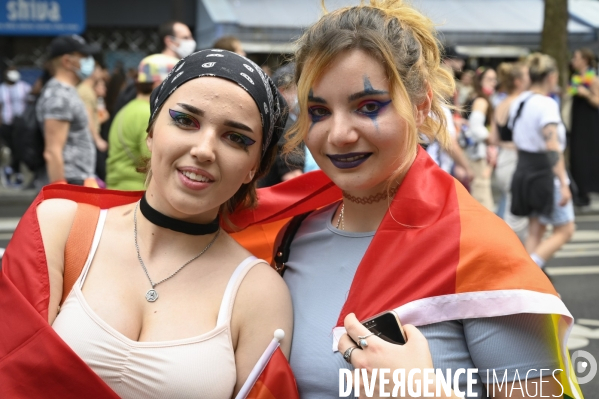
60, 203, 101, 306
216, 256, 267, 326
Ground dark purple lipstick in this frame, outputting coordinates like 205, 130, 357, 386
326, 152, 372, 169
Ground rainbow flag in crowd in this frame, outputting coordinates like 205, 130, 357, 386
236, 330, 299, 399
229, 147, 584, 399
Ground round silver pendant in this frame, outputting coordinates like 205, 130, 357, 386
145, 289, 159, 302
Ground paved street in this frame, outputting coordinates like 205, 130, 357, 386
1, 188, 598, 397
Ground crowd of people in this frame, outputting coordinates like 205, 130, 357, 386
429, 46, 599, 270
0, 1, 590, 398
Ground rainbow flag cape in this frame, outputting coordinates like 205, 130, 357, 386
0, 186, 298, 398
228, 147, 584, 399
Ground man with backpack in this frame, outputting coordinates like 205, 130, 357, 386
36, 35, 100, 186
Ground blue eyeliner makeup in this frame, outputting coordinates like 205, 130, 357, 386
227, 132, 256, 148
169, 109, 200, 129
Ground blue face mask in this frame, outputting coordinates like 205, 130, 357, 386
77, 56, 95, 80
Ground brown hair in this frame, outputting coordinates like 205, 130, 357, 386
470, 67, 494, 123
213, 36, 241, 53
497, 62, 526, 94
576, 48, 597, 69
137, 103, 279, 223
284, 0, 454, 185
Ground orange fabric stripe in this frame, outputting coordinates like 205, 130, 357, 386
61, 204, 100, 305
247, 380, 277, 399
454, 181, 557, 295
230, 219, 290, 264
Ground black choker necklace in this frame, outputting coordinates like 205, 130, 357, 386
139, 194, 220, 236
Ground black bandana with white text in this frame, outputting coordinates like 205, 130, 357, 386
150, 49, 287, 156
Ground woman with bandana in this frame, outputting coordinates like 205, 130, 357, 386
0, 50, 293, 398
227, 1, 582, 398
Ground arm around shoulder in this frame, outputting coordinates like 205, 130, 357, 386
232, 262, 293, 395
36, 198, 78, 324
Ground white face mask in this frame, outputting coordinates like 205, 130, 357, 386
171, 38, 196, 58
6, 70, 20, 83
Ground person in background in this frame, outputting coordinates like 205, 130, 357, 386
258, 63, 303, 187
463, 66, 497, 211
113, 21, 195, 116
456, 69, 474, 106
569, 48, 599, 207
425, 106, 473, 184
510, 53, 574, 270
0, 66, 32, 186
77, 62, 108, 153
213, 36, 246, 56
493, 61, 530, 238
94, 69, 110, 182
106, 54, 177, 190
442, 46, 467, 107
36, 35, 100, 187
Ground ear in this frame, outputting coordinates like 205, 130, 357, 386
243, 166, 257, 184
415, 86, 433, 127
146, 133, 153, 153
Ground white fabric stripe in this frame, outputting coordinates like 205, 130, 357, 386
235, 338, 280, 399
216, 255, 257, 326
332, 290, 572, 351
78, 209, 108, 287
331, 290, 581, 395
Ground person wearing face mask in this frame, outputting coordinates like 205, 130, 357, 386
0, 66, 31, 187
258, 62, 304, 187
77, 62, 109, 154
111, 21, 194, 117
36, 34, 100, 187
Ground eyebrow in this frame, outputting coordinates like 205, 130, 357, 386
308, 92, 327, 104
348, 89, 389, 102
177, 103, 204, 117
177, 102, 254, 133
224, 120, 254, 134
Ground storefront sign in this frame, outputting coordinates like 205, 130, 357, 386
0, 0, 85, 35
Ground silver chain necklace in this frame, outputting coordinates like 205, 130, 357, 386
134, 202, 220, 302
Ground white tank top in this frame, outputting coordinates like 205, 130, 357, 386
53, 209, 265, 399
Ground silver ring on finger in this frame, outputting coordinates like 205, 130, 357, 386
357, 332, 376, 348
343, 346, 360, 364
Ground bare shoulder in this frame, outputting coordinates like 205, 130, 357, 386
36, 198, 78, 243
220, 232, 291, 314
36, 198, 78, 324
472, 97, 489, 112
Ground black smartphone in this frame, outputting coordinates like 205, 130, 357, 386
361, 310, 407, 345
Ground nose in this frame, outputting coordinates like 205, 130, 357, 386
189, 129, 217, 163
327, 113, 359, 147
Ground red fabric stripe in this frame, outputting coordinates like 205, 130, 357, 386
337, 148, 460, 324
248, 347, 299, 399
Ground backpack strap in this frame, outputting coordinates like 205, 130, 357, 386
508, 94, 534, 130
273, 211, 312, 276
60, 203, 101, 306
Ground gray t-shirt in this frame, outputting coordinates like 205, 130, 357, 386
283, 203, 559, 398
36, 78, 96, 180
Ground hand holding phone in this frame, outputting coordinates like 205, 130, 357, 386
361, 310, 407, 345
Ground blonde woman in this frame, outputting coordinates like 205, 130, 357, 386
231, 2, 581, 398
